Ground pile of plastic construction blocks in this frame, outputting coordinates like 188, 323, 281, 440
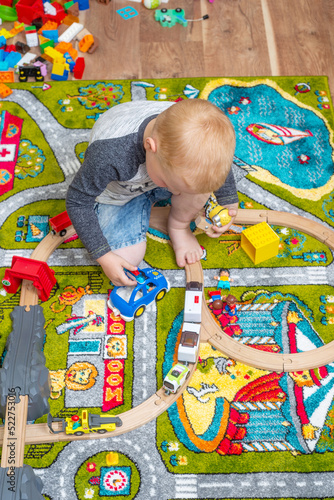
0, 0, 98, 91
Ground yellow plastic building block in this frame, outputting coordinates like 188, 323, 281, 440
241, 221, 279, 264
52, 61, 69, 76
0, 29, 12, 40
44, 46, 65, 63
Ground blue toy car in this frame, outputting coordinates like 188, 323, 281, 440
108, 268, 170, 322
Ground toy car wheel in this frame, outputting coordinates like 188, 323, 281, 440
60, 229, 67, 237
155, 289, 167, 301
161, 7, 167, 12
175, 7, 182, 12
97, 429, 107, 434
134, 305, 146, 318
74, 431, 84, 436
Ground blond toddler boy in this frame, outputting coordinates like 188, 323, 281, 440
66, 99, 238, 286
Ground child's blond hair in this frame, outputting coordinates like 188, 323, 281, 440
153, 99, 235, 193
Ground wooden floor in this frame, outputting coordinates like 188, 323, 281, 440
3, 0, 334, 97
80, 0, 334, 96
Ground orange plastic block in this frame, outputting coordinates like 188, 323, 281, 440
0, 83, 13, 98
56, 41, 78, 60
0, 71, 14, 83
11, 22, 25, 34
78, 34, 94, 53
38, 20, 58, 35
62, 14, 79, 25
55, 41, 71, 53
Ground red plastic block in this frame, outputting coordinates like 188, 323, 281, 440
73, 56, 85, 79
16, 0, 44, 25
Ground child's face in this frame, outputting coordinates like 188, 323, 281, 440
146, 148, 195, 196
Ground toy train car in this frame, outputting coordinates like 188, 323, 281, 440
47, 409, 122, 436
163, 363, 190, 395
163, 281, 203, 393
177, 322, 200, 364
183, 281, 203, 323
49, 210, 72, 236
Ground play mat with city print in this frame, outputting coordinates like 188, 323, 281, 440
0, 76, 334, 500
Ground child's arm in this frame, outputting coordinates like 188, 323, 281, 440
66, 140, 140, 267
97, 252, 138, 287
209, 166, 239, 237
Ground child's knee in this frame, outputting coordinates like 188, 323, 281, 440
113, 241, 146, 266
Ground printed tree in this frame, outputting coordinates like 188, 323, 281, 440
15, 140, 45, 179
66, 82, 124, 110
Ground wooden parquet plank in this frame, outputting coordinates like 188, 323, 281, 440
202, 0, 271, 76
265, 0, 334, 95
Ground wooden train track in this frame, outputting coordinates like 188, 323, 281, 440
151, 206, 334, 371
0, 397, 28, 468
1, 208, 334, 452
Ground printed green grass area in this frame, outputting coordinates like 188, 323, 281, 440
74, 451, 140, 500
146, 223, 333, 271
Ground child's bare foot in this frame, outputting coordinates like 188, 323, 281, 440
169, 227, 203, 267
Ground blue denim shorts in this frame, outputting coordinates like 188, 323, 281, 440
94, 188, 171, 251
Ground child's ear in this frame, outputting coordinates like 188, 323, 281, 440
145, 137, 157, 153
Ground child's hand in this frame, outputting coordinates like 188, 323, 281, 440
97, 252, 138, 287
207, 203, 238, 238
